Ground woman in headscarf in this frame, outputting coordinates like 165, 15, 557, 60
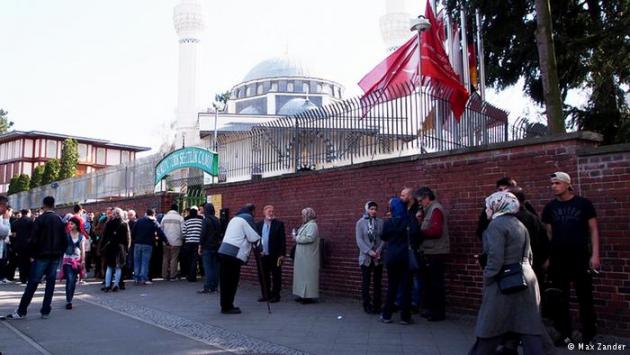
99, 208, 130, 292
469, 191, 554, 355
292, 207, 320, 304
355, 201, 384, 314
380, 197, 419, 324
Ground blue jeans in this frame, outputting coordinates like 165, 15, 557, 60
63, 264, 78, 303
105, 266, 121, 288
202, 250, 219, 291
17, 258, 59, 316
133, 244, 153, 282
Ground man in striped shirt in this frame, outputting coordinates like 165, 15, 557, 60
182, 206, 203, 282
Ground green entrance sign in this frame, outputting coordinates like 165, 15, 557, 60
155, 147, 219, 184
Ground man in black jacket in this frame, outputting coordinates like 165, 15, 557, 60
11, 209, 34, 284
198, 203, 221, 294
255, 205, 286, 303
4, 196, 67, 320
131, 209, 167, 285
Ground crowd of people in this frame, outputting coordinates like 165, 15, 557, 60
0, 170, 601, 354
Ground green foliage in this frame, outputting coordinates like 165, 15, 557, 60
447, 0, 630, 143
59, 138, 79, 180
30, 165, 45, 188
213, 91, 231, 111
42, 159, 60, 185
0, 109, 14, 134
7, 174, 30, 195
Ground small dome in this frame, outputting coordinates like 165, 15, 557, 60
243, 56, 313, 82
278, 98, 318, 116
240, 106, 261, 115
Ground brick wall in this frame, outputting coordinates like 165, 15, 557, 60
202, 132, 630, 336
50, 133, 629, 335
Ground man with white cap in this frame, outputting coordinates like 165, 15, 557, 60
542, 171, 600, 346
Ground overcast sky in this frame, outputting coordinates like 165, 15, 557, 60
0, 0, 546, 154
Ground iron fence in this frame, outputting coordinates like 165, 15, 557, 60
218, 82, 513, 181
9, 82, 526, 209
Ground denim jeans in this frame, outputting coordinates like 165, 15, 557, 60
133, 244, 153, 282
17, 258, 59, 316
63, 264, 78, 303
105, 266, 122, 288
202, 250, 219, 291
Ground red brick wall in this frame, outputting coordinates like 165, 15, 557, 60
202, 133, 630, 336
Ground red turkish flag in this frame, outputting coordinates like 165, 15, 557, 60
358, 4, 469, 120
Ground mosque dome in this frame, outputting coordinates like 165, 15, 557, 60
278, 98, 318, 116
242, 56, 314, 82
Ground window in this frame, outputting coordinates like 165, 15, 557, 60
287, 82, 294, 92
256, 84, 263, 95
316, 83, 322, 93
96, 148, 106, 165
106, 149, 120, 165
245, 86, 252, 96
121, 151, 130, 164
23, 162, 32, 177
323, 84, 333, 95
24, 139, 33, 158
46, 140, 58, 158
78, 143, 89, 162
303, 82, 309, 94
270, 82, 278, 92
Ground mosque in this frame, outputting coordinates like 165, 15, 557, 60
170, 0, 413, 182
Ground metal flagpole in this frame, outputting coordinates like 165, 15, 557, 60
475, 9, 487, 100
410, 15, 431, 152
460, 7, 471, 93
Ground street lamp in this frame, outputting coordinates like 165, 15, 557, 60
211, 101, 226, 152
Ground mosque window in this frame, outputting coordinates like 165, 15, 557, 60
257, 84, 263, 95
246, 86, 252, 96
323, 84, 332, 95
302, 82, 309, 94
316, 83, 322, 93
287, 82, 294, 92
270, 81, 278, 92
337, 87, 342, 98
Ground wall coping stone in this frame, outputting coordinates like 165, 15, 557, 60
577, 143, 630, 157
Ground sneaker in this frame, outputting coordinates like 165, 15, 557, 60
65, 303, 73, 310
2, 312, 25, 320
112, 286, 119, 292
380, 315, 393, 324
40, 313, 49, 319
169, 278, 178, 282
143, 281, 153, 285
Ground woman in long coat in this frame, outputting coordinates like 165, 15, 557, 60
469, 191, 554, 355
100, 208, 130, 292
292, 207, 320, 303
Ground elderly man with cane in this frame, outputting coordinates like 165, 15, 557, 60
217, 204, 261, 314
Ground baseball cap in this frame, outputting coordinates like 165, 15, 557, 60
550, 172, 571, 184
190, 205, 199, 211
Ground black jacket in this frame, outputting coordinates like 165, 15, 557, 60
28, 211, 67, 259
132, 217, 167, 246
255, 219, 286, 259
12, 216, 34, 254
382, 215, 419, 265
199, 215, 222, 251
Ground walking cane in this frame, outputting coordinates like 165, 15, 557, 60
253, 242, 271, 313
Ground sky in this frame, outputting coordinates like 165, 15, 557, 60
0, 0, 545, 154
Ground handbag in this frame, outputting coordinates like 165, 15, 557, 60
496, 235, 529, 295
406, 226, 420, 272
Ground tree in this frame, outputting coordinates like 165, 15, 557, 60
0, 109, 14, 134
213, 91, 231, 110
30, 165, 45, 188
7, 174, 30, 195
42, 159, 60, 185
59, 138, 79, 180
447, 0, 630, 143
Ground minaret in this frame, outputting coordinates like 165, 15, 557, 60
173, 0, 204, 148
380, 0, 412, 52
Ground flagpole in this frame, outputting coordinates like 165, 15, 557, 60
410, 15, 430, 151
460, 7, 471, 93
475, 9, 486, 100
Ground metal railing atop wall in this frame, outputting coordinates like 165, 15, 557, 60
218, 82, 514, 181
10, 82, 524, 209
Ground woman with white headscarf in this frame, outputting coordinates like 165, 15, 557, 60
292, 207, 320, 303
469, 192, 553, 355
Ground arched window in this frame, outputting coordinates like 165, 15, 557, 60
257, 83, 263, 95
287, 82, 294, 92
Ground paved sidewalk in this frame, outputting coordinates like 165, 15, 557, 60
0, 279, 628, 354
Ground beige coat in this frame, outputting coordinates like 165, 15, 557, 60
292, 220, 320, 298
